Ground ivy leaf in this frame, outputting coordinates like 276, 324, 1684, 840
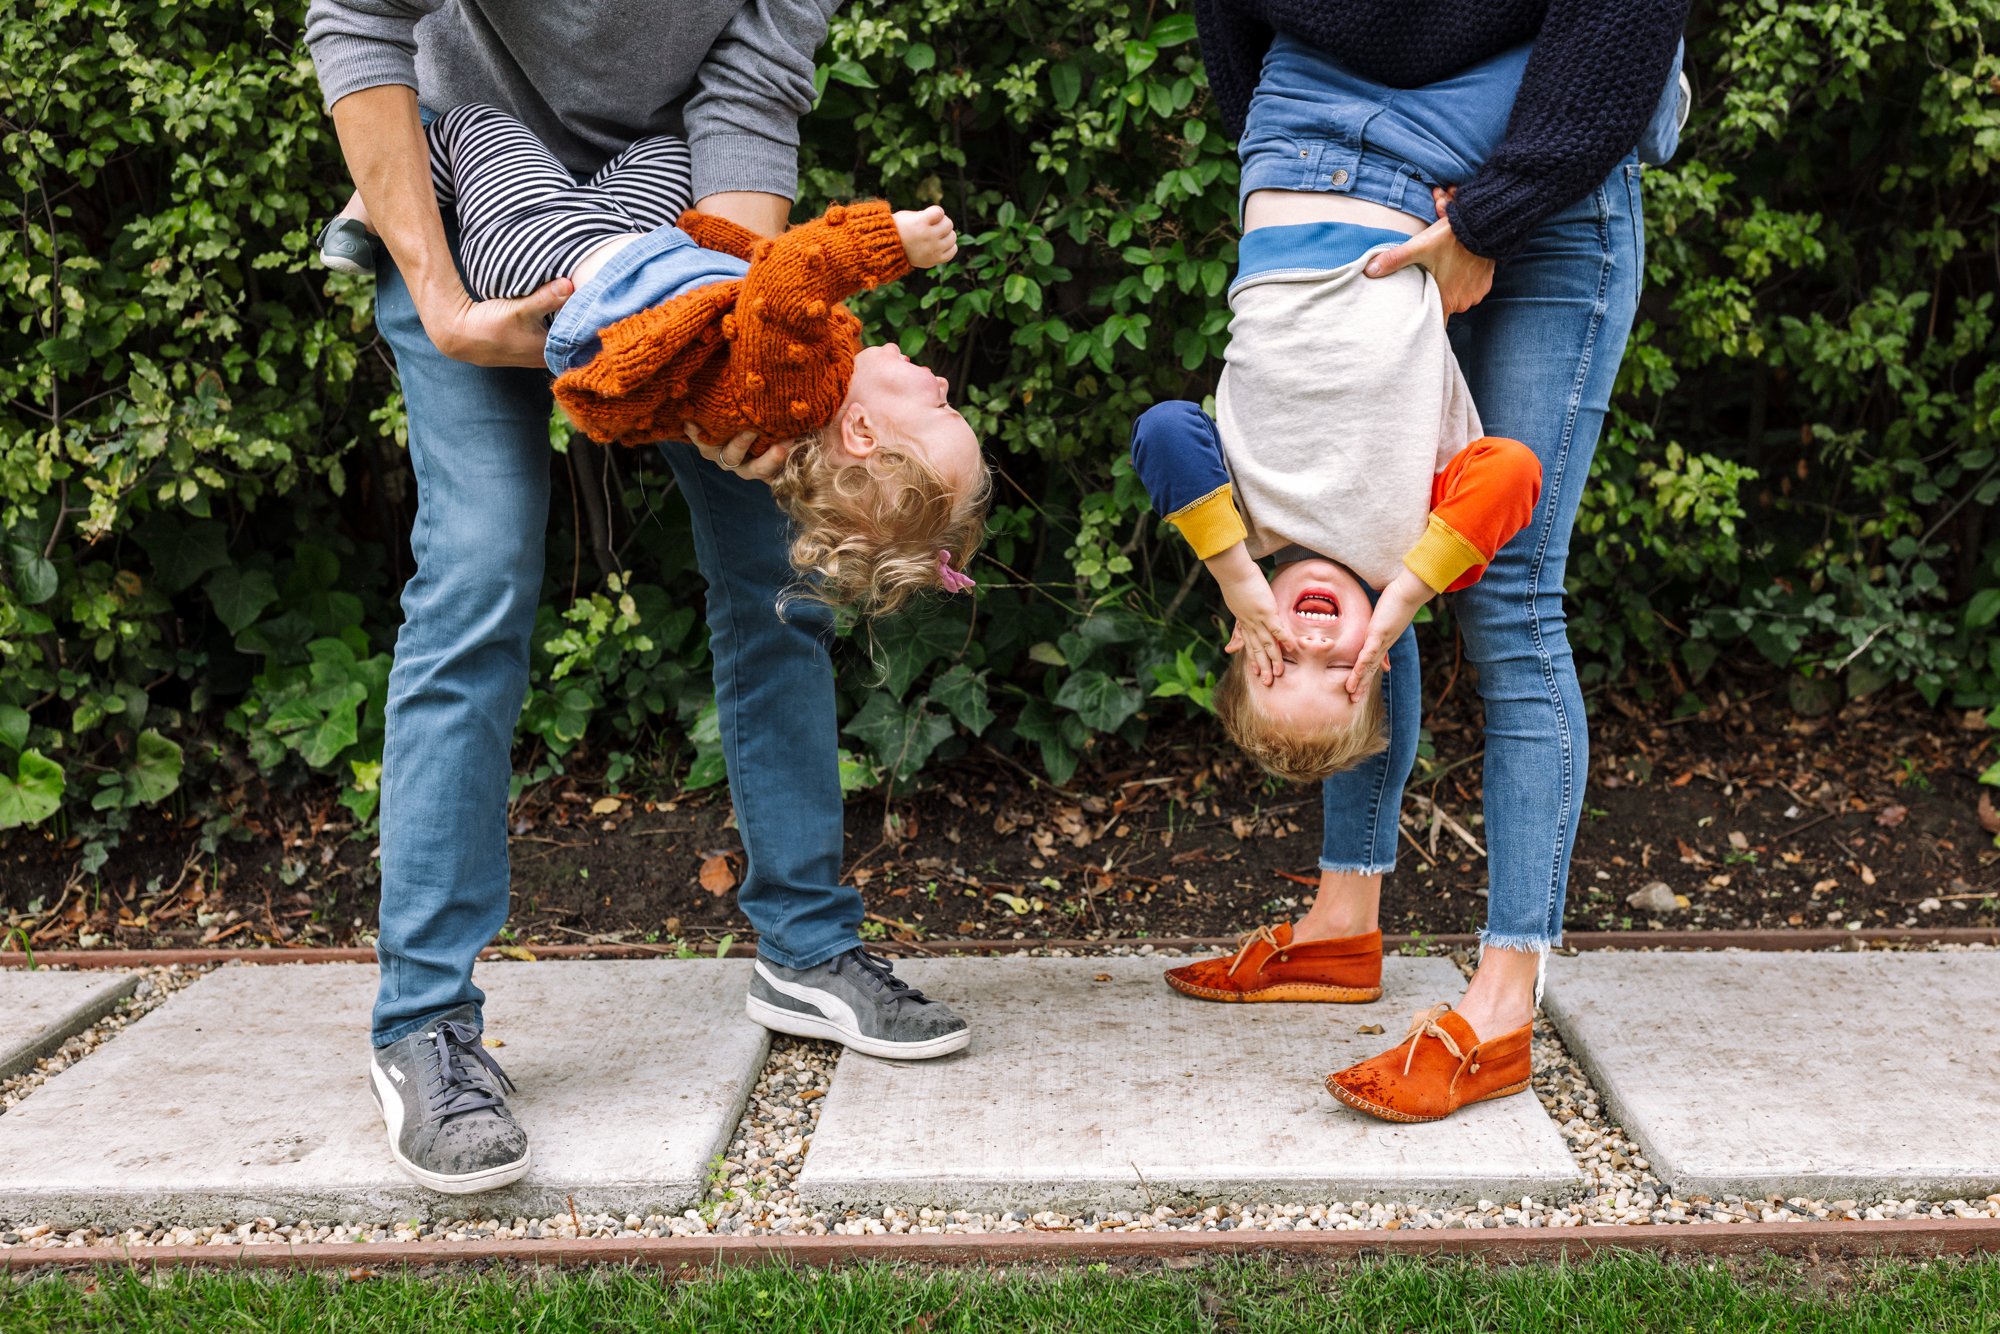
134, 516, 228, 594
6, 541, 57, 606
125, 729, 183, 806
929, 664, 995, 735
1149, 14, 1198, 46
1010, 698, 1079, 787
844, 691, 953, 783
206, 566, 279, 635
873, 610, 966, 697
684, 752, 728, 790
1055, 669, 1144, 732
0, 750, 65, 830
904, 42, 936, 72
0, 704, 28, 754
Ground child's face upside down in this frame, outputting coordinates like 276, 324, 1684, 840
833, 343, 982, 496
1254, 557, 1376, 730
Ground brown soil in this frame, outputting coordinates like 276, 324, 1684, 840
3, 677, 1996, 956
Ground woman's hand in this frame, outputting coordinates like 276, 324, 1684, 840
684, 422, 790, 485
1362, 187, 1494, 319
893, 205, 959, 268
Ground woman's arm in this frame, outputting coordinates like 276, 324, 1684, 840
1192, 0, 1276, 140
1445, 0, 1689, 260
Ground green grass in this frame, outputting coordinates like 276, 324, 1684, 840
2, 1254, 1997, 1332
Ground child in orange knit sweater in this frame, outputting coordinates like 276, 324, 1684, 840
321, 104, 987, 614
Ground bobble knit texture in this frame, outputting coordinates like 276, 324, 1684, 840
1193, 0, 1689, 258
552, 201, 912, 449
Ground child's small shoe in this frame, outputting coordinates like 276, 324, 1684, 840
1164, 922, 1382, 1003
1325, 1003, 1531, 1123
316, 216, 376, 276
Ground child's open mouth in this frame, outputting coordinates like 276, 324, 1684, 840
1293, 589, 1340, 622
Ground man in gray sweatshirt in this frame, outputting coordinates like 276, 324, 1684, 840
306, 0, 969, 1196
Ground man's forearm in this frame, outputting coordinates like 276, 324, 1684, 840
693, 190, 792, 239
330, 84, 466, 326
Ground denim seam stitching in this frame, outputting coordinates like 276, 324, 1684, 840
1518, 178, 1614, 944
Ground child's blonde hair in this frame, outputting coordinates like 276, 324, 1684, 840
1213, 656, 1389, 783
771, 428, 992, 617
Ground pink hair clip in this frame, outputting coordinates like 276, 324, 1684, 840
937, 550, 976, 594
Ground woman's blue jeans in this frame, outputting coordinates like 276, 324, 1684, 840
1319, 158, 1646, 952
368, 245, 865, 1047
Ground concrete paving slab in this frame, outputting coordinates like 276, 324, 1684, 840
0, 961, 768, 1226
1543, 951, 2000, 1201
796, 956, 1582, 1211
0, 970, 138, 1081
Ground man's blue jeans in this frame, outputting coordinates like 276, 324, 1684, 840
1318, 158, 1647, 952
370, 248, 864, 1047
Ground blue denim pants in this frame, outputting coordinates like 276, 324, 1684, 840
1318, 159, 1647, 951
369, 245, 865, 1047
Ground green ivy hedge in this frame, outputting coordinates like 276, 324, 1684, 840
3, 0, 1997, 858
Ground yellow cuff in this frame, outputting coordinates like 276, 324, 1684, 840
1167, 485, 1249, 561
1403, 514, 1487, 593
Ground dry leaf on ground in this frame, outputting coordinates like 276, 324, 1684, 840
699, 854, 737, 896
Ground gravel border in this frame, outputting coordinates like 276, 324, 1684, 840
0, 965, 209, 1118
3, 944, 1997, 1249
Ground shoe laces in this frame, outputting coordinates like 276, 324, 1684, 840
423, 1019, 517, 1120
1225, 924, 1287, 978
1400, 1003, 1468, 1076
832, 948, 934, 1006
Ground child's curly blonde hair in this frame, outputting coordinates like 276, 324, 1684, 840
770, 428, 992, 618
1213, 656, 1389, 783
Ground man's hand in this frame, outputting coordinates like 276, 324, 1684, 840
1206, 543, 1296, 685
1344, 567, 1435, 699
894, 205, 958, 269
685, 421, 791, 485
424, 278, 573, 369
1362, 186, 1494, 319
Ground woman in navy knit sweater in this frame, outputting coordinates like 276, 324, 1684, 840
1171, 0, 1691, 1120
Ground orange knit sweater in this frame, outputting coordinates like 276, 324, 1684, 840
551, 202, 912, 450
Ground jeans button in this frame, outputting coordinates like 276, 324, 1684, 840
1331, 168, 1349, 186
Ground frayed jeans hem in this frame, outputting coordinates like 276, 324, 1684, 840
1317, 859, 1396, 876
1476, 931, 1559, 954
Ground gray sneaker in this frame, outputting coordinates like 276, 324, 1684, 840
367, 1005, 531, 1193
316, 216, 375, 276
747, 948, 970, 1060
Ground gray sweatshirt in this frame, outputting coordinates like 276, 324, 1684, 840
303, 0, 839, 201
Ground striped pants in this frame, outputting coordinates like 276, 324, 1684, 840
427, 103, 694, 301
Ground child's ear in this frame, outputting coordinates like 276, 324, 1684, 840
834, 401, 881, 460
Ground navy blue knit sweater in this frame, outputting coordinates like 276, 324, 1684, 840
1193, 0, 1689, 258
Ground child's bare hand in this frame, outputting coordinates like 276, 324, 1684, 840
1344, 568, 1435, 699
1220, 579, 1298, 687
894, 205, 958, 268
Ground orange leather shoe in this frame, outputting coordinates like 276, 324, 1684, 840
1325, 1004, 1531, 1123
1164, 923, 1382, 1003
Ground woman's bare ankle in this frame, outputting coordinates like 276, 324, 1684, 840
1455, 947, 1541, 1038
1292, 906, 1378, 944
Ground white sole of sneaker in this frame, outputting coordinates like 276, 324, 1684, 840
320, 253, 373, 276
745, 992, 971, 1061
367, 1061, 531, 1194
